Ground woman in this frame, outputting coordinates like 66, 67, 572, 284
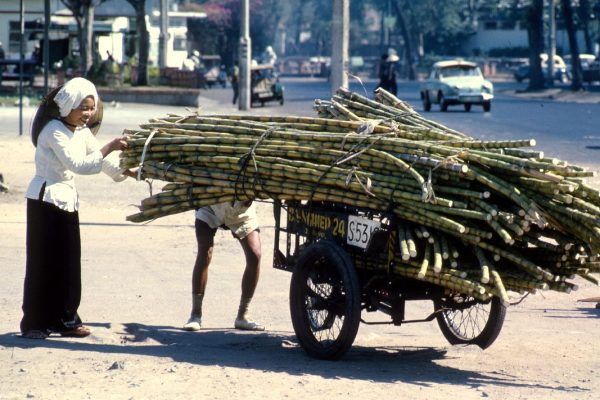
21, 77, 130, 339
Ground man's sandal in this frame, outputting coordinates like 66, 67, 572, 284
183, 316, 202, 331
234, 318, 265, 331
21, 330, 49, 339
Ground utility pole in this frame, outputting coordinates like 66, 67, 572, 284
239, 0, 251, 110
330, 0, 349, 96
159, 0, 170, 70
547, 0, 556, 86
19, 0, 24, 136
44, 0, 50, 94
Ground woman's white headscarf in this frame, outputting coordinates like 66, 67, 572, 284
54, 77, 98, 117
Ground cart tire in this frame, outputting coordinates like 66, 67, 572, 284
434, 294, 506, 349
289, 241, 361, 360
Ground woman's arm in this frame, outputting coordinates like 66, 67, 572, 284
100, 137, 128, 158
47, 129, 104, 175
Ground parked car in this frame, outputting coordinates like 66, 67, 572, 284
564, 53, 597, 79
582, 60, 600, 83
420, 59, 493, 112
513, 53, 568, 83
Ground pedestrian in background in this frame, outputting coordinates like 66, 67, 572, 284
183, 201, 264, 332
230, 63, 240, 105
377, 48, 399, 96
261, 46, 277, 66
0, 41, 5, 74
21, 77, 132, 339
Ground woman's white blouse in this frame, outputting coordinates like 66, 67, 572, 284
25, 119, 126, 212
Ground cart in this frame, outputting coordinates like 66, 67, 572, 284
251, 64, 284, 106
273, 200, 506, 360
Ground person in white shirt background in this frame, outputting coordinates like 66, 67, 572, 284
21, 77, 132, 339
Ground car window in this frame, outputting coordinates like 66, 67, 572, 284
440, 66, 481, 78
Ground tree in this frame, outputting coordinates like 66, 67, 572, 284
577, 0, 594, 54
60, 0, 108, 76
562, 0, 583, 90
390, 1, 416, 80
183, 0, 286, 66
124, 0, 149, 86
526, 0, 545, 90
387, 0, 476, 80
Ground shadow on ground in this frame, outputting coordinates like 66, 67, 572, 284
0, 322, 589, 394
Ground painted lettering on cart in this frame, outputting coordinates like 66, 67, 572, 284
287, 207, 346, 238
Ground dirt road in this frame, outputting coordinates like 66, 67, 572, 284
0, 94, 598, 400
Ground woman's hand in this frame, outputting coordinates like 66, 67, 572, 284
110, 137, 128, 151
101, 136, 128, 157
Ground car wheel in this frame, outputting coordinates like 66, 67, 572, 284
483, 101, 491, 112
439, 93, 448, 112
422, 93, 431, 112
464, 104, 471, 112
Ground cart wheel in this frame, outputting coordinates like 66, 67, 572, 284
434, 294, 506, 349
289, 241, 361, 360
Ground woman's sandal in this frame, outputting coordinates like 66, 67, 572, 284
58, 326, 92, 338
21, 330, 49, 339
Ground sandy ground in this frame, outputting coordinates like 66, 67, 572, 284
0, 92, 599, 400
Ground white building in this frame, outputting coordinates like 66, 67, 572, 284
146, 8, 206, 68
463, 17, 588, 57
0, 0, 62, 59
0, 0, 205, 68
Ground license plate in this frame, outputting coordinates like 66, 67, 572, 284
461, 95, 482, 102
347, 215, 381, 249
258, 92, 270, 98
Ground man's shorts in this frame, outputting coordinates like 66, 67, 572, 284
195, 201, 259, 240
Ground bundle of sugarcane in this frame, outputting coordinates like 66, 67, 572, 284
120, 88, 599, 303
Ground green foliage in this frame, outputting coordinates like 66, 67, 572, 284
148, 65, 160, 85
61, 54, 80, 70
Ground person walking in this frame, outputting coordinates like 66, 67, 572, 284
377, 49, 399, 96
183, 201, 264, 332
230, 63, 239, 105
21, 77, 132, 339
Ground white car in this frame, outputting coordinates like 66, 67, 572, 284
420, 60, 494, 112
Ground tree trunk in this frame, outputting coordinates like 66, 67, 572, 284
126, 0, 148, 85
392, 0, 416, 80
562, 0, 583, 90
293, 2, 304, 55
526, 0, 545, 90
81, 3, 95, 76
136, 1, 149, 86
578, 0, 593, 54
